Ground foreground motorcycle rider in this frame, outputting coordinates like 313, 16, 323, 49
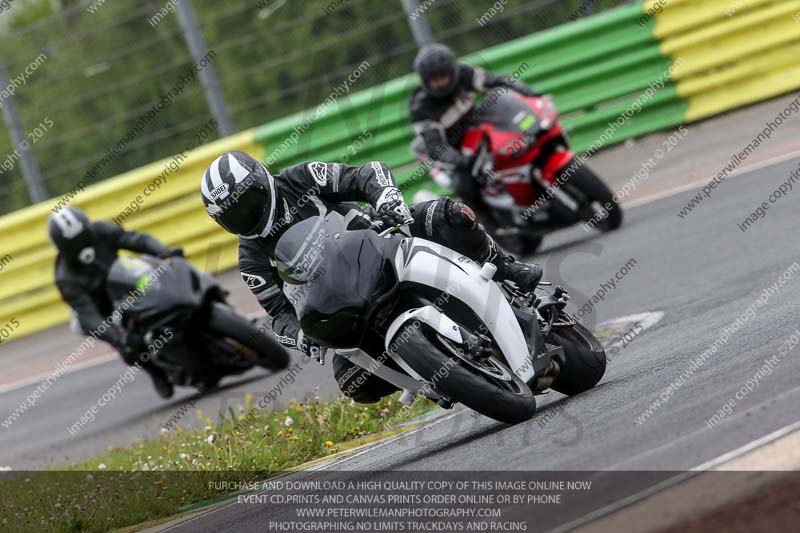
49, 207, 182, 398
200, 151, 543, 403
409, 43, 541, 218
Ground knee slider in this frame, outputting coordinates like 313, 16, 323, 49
445, 198, 478, 230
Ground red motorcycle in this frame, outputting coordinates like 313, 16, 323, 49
418, 90, 622, 255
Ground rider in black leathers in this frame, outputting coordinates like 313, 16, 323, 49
409, 43, 541, 220
49, 207, 181, 398
200, 151, 543, 403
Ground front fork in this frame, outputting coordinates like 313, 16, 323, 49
507, 284, 571, 393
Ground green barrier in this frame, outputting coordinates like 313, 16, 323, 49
253, 1, 684, 196
1, 2, 694, 341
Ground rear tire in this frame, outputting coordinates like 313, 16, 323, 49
197, 378, 220, 393
548, 322, 606, 395
572, 165, 623, 231
207, 303, 290, 371
392, 323, 536, 424
496, 233, 543, 256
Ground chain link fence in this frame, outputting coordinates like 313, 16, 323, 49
0, 0, 629, 214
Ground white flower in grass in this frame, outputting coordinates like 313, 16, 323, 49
98, 463, 106, 470
284, 416, 294, 427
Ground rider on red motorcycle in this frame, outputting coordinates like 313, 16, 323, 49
409, 43, 541, 216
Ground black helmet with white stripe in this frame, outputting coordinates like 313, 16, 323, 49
48, 206, 97, 263
414, 43, 458, 98
201, 151, 276, 239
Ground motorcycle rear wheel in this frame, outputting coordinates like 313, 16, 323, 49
392, 322, 536, 424
495, 233, 543, 257
547, 322, 606, 395
207, 302, 290, 371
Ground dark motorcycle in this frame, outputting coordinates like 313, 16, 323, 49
274, 211, 606, 424
106, 254, 290, 394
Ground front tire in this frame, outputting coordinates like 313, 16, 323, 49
571, 165, 623, 231
207, 303, 290, 371
548, 322, 606, 395
392, 323, 536, 424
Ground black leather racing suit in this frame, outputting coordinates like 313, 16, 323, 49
54, 222, 173, 371
238, 160, 497, 403
409, 63, 539, 215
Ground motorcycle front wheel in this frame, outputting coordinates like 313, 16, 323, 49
392, 322, 536, 424
571, 165, 623, 231
547, 321, 606, 395
207, 302, 290, 371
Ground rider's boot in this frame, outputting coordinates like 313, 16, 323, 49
487, 239, 543, 294
145, 366, 174, 399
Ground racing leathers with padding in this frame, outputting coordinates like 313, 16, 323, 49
238, 161, 509, 403
54, 222, 173, 369
409, 63, 539, 214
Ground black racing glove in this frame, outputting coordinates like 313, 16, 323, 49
297, 330, 328, 364
374, 187, 414, 227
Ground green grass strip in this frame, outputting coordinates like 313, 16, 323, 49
0, 392, 434, 533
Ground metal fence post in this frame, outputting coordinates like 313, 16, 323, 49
400, 0, 434, 48
175, 0, 237, 137
0, 56, 48, 203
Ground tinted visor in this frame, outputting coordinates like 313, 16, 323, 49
214, 183, 271, 237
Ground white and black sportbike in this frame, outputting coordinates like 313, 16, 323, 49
275, 211, 606, 424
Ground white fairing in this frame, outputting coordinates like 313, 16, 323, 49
388, 238, 535, 383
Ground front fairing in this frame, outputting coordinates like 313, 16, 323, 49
273, 212, 398, 347
106, 255, 207, 329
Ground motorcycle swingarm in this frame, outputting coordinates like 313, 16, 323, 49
335, 348, 447, 403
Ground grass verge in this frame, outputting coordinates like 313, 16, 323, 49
0, 392, 434, 532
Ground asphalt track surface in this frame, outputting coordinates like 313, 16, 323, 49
159, 153, 800, 532
2, 95, 800, 530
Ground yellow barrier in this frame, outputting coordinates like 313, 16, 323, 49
0, 129, 262, 340
650, 0, 800, 122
